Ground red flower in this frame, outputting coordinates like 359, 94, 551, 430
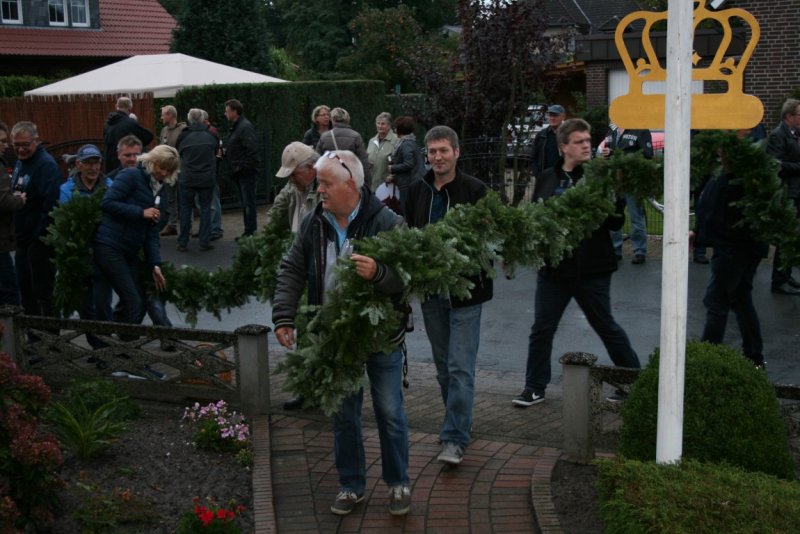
199, 509, 215, 526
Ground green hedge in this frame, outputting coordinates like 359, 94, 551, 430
618, 341, 795, 480
597, 457, 800, 534
0, 75, 53, 97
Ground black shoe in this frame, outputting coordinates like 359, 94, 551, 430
606, 389, 629, 402
693, 255, 709, 264
631, 254, 646, 265
788, 277, 800, 289
771, 283, 800, 295
210, 233, 223, 241
512, 388, 545, 407
199, 244, 214, 252
283, 395, 304, 410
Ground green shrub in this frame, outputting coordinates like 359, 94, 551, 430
61, 377, 140, 422
0, 75, 53, 97
618, 341, 795, 479
47, 397, 128, 459
596, 457, 800, 534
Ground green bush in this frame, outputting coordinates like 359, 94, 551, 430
47, 397, 129, 459
61, 377, 140, 422
618, 341, 795, 479
596, 457, 800, 534
0, 75, 53, 97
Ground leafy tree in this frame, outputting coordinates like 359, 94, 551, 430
364, 0, 457, 30
158, 0, 186, 17
336, 6, 422, 91
170, 0, 275, 76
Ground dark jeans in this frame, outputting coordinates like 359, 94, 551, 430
771, 196, 800, 285
15, 239, 55, 316
179, 184, 214, 247
232, 170, 257, 236
525, 272, 640, 394
93, 243, 143, 325
0, 251, 19, 305
701, 246, 764, 364
164, 182, 179, 228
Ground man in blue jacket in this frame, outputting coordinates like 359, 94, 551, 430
10, 121, 60, 318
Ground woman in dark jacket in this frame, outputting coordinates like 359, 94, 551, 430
302, 105, 331, 149
93, 145, 179, 324
388, 116, 424, 213
0, 121, 25, 305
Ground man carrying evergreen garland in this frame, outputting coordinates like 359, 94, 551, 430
512, 118, 640, 407
405, 125, 493, 466
272, 150, 412, 517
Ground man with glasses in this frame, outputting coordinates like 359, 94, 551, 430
272, 150, 412, 517
766, 98, 800, 295
10, 121, 60, 319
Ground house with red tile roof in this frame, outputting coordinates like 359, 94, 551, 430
0, 0, 176, 77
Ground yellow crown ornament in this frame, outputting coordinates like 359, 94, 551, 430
609, 0, 762, 130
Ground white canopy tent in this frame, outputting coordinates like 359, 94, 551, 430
25, 53, 286, 98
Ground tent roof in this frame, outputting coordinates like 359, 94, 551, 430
24, 53, 286, 98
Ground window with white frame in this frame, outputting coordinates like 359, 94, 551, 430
70, 0, 89, 27
1, 0, 22, 24
48, 0, 67, 26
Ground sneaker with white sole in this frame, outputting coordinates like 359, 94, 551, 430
437, 441, 464, 465
330, 488, 364, 515
388, 484, 411, 515
512, 388, 545, 407
606, 389, 628, 403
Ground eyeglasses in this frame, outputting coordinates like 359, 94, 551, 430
322, 151, 353, 180
12, 140, 35, 149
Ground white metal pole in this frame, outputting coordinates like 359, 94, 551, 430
656, 0, 693, 463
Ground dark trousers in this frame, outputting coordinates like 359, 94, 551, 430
525, 272, 640, 394
0, 251, 19, 306
93, 243, 143, 325
232, 170, 257, 236
178, 184, 214, 247
771, 195, 800, 285
701, 245, 764, 364
15, 239, 55, 316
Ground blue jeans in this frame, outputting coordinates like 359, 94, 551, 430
178, 184, 214, 247
93, 243, 143, 325
701, 246, 763, 364
334, 347, 409, 494
0, 251, 19, 305
211, 183, 223, 237
232, 170, 257, 236
420, 297, 482, 447
610, 195, 647, 256
525, 272, 640, 394
15, 240, 55, 316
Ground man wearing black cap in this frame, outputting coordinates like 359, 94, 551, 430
531, 104, 566, 178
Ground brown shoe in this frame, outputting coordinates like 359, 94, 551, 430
160, 226, 177, 237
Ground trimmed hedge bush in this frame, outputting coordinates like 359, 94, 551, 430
0, 75, 53, 97
618, 341, 795, 480
596, 457, 800, 534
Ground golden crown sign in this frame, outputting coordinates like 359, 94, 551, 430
609, 0, 762, 130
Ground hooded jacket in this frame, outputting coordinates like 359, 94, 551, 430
103, 111, 154, 173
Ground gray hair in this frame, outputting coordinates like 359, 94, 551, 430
315, 150, 363, 189
138, 144, 180, 186
375, 112, 392, 124
11, 121, 38, 139
161, 104, 177, 118
116, 96, 133, 112
330, 107, 350, 124
424, 125, 459, 150
781, 98, 800, 119
187, 108, 205, 125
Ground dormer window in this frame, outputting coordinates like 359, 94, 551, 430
1, 0, 22, 24
48, 0, 67, 26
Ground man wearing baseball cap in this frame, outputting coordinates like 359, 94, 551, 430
60, 144, 111, 203
268, 141, 321, 234
531, 104, 566, 178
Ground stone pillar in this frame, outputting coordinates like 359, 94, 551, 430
559, 351, 598, 464
235, 324, 271, 415
0, 305, 23, 367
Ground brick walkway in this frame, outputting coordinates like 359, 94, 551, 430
251, 356, 577, 533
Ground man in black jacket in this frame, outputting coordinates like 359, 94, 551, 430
102, 97, 154, 173
405, 125, 493, 466
530, 104, 566, 178
272, 150, 412, 517
512, 119, 640, 407
176, 109, 218, 252
766, 98, 800, 295
224, 99, 259, 237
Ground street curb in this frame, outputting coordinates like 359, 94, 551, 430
531, 448, 565, 534
251, 414, 276, 533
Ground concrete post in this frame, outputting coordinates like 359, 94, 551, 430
235, 324, 271, 415
559, 352, 598, 464
0, 305, 23, 367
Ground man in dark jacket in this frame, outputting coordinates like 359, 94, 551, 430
530, 104, 566, 178
766, 98, 800, 295
512, 119, 640, 408
103, 97, 154, 173
405, 125, 493, 466
10, 121, 60, 317
272, 150, 411, 517
224, 98, 259, 237
175, 108, 218, 252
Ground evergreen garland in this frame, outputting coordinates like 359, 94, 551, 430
45, 134, 800, 415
